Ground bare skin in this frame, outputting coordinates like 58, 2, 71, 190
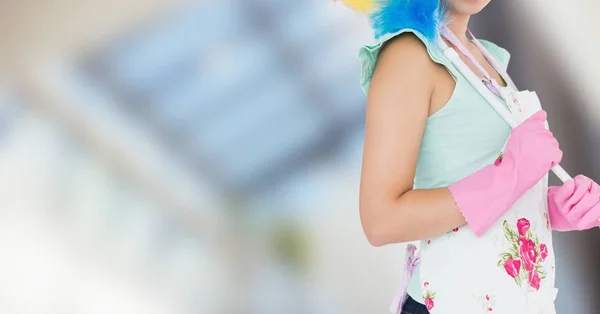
359, 0, 507, 246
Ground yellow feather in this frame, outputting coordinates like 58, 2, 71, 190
340, 0, 376, 13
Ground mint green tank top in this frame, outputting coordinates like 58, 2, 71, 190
359, 29, 512, 304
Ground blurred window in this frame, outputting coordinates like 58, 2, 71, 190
80, 0, 366, 196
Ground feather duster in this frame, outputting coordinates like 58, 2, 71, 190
338, 0, 446, 41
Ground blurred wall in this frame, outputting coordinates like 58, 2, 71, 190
0, 0, 188, 73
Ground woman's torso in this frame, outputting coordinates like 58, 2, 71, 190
405, 37, 513, 304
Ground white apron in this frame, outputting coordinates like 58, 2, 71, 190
390, 29, 572, 314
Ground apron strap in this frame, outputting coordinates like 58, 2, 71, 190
437, 34, 516, 125
439, 27, 493, 83
389, 244, 420, 314
467, 29, 518, 91
439, 27, 515, 97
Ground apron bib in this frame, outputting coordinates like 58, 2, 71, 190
390, 28, 571, 314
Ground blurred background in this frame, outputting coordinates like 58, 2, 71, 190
0, 0, 598, 313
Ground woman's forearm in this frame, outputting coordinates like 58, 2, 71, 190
360, 187, 466, 246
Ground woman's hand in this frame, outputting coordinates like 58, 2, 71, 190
548, 175, 600, 231
504, 111, 563, 196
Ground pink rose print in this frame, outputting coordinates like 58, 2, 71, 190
425, 297, 434, 311
498, 219, 548, 289
494, 152, 503, 166
539, 243, 548, 262
517, 218, 530, 236
422, 282, 436, 311
446, 227, 460, 237
519, 237, 538, 271
427, 240, 431, 244
478, 293, 495, 312
528, 270, 541, 290
503, 258, 521, 278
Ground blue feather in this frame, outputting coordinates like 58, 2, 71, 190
370, 0, 446, 41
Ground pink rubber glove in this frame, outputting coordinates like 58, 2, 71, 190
548, 175, 600, 231
449, 111, 563, 236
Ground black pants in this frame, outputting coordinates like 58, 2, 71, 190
401, 296, 429, 314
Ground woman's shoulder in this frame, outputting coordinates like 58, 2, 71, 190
378, 31, 437, 63
359, 29, 448, 94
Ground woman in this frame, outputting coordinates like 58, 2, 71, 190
341, 0, 600, 313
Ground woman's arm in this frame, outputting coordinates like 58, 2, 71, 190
359, 34, 466, 247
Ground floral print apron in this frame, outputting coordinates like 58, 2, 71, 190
390, 29, 570, 314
